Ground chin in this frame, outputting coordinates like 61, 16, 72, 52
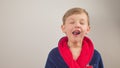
72, 38, 81, 42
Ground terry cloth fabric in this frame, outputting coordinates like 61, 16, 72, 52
58, 36, 94, 68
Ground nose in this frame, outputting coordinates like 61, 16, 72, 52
74, 22, 81, 28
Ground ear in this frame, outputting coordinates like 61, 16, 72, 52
61, 25, 65, 33
86, 26, 90, 34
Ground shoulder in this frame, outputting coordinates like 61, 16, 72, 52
94, 49, 102, 58
48, 47, 59, 55
47, 47, 61, 59
90, 49, 104, 68
46, 47, 68, 68
91, 49, 102, 62
47, 47, 66, 63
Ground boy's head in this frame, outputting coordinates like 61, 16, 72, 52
61, 7, 90, 42
62, 7, 90, 26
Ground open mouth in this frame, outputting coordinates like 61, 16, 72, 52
72, 30, 80, 35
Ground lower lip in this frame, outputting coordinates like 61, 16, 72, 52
72, 34, 80, 36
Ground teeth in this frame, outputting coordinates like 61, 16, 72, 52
72, 30, 80, 35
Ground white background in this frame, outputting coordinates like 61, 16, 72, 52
0, 0, 120, 68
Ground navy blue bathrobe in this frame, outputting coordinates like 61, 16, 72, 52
45, 47, 104, 68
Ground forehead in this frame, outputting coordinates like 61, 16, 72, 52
66, 13, 88, 21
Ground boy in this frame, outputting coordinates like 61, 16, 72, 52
45, 7, 104, 68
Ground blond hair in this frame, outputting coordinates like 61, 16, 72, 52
62, 7, 90, 25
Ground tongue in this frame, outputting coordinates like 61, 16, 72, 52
72, 30, 80, 35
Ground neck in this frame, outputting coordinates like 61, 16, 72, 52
68, 40, 82, 48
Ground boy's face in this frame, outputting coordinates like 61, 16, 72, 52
61, 13, 90, 42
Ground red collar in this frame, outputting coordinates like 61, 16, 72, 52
58, 36, 94, 68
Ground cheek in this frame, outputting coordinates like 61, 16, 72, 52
84, 27, 90, 34
81, 26, 88, 32
64, 25, 71, 30
64, 27, 73, 34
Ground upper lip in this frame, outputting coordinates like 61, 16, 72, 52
73, 29, 81, 32
72, 30, 81, 35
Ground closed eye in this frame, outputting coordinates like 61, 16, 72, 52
69, 22, 75, 24
80, 22, 85, 25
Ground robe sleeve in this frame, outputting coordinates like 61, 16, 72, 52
89, 50, 104, 68
98, 54, 104, 68
45, 47, 68, 68
45, 49, 56, 68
